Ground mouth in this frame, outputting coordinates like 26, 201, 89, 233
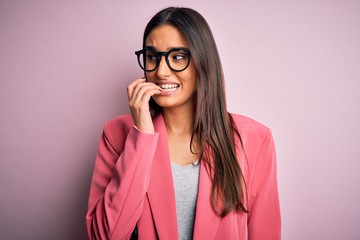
157, 83, 180, 92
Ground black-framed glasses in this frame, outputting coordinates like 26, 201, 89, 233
135, 47, 191, 72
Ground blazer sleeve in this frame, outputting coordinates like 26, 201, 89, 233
247, 128, 281, 240
86, 122, 159, 240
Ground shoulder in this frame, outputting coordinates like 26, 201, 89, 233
103, 114, 133, 133
230, 113, 270, 137
230, 113, 272, 150
230, 114, 277, 181
102, 114, 134, 144
104, 114, 133, 130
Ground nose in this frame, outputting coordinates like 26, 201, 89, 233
156, 55, 172, 77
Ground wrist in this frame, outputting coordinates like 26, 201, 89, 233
133, 124, 155, 134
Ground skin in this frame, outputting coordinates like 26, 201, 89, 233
127, 24, 200, 165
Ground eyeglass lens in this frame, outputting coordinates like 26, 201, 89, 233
138, 49, 190, 72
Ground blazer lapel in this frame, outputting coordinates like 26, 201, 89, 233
146, 114, 221, 239
146, 114, 178, 239
193, 161, 221, 239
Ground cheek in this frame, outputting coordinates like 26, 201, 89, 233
181, 77, 197, 96
184, 70, 197, 91
145, 72, 156, 82
187, 65, 197, 84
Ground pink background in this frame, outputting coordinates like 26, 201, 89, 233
1, 1, 359, 239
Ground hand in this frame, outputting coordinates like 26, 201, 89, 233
127, 78, 161, 133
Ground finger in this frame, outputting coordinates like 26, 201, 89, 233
131, 81, 160, 100
128, 80, 160, 102
130, 84, 161, 106
139, 87, 162, 103
127, 78, 146, 99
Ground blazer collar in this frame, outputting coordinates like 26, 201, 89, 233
146, 114, 221, 239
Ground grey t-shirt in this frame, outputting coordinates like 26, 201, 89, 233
171, 160, 200, 240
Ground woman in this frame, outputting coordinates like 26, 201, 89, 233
86, 7, 281, 240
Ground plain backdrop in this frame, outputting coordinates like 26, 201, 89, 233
1, 0, 359, 239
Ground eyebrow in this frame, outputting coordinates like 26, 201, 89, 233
145, 45, 189, 51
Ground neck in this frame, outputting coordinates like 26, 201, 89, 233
162, 106, 195, 135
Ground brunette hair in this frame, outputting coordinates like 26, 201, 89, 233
143, 7, 247, 216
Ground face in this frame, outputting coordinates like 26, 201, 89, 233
145, 24, 197, 111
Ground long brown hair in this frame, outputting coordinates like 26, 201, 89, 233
143, 7, 247, 216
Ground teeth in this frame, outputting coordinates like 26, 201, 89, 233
158, 84, 179, 90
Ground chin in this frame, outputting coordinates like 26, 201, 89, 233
153, 98, 176, 109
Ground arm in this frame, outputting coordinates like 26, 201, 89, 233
86, 123, 159, 240
247, 129, 281, 240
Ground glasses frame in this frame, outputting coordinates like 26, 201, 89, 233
135, 47, 191, 72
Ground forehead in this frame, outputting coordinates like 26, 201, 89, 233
145, 24, 189, 49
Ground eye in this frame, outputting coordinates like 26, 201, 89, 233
146, 53, 158, 62
170, 50, 188, 62
172, 54, 185, 61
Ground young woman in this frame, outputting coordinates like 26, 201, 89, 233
86, 7, 281, 240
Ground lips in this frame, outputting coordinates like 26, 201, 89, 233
157, 83, 180, 91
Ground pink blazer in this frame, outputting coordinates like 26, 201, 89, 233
86, 114, 281, 240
